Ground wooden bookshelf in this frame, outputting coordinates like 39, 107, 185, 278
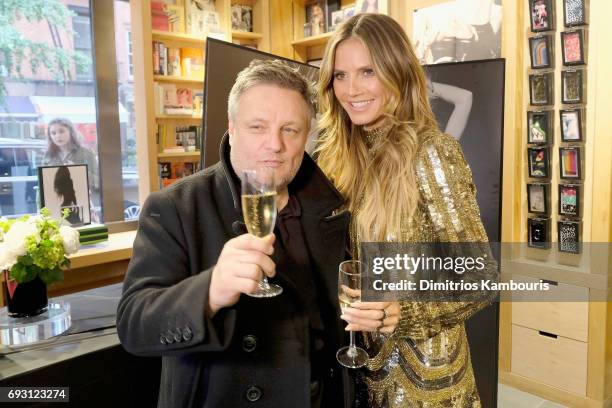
133, 0, 272, 194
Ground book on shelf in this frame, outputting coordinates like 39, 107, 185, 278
232, 4, 253, 32
159, 161, 201, 188
181, 47, 204, 80
157, 124, 202, 153
185, 0, 220, 37
151, 1, 185, 33
154, 83, 198, 115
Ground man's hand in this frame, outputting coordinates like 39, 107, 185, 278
207, 234, 276, 317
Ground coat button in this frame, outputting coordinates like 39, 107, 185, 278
245, 386, 262, 402
173, 329, 183, 343
182, 326, 193, 341
242, 335, 257, 352
310, 380, 320, 397
159, 334, 167, 345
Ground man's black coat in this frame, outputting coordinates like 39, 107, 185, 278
117, 135, 351, 407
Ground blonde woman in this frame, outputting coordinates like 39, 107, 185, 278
316, 14, 496, 407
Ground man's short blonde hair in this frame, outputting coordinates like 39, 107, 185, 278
228, 59, 316, 119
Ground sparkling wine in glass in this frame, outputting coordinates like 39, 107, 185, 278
241, 168, 283, 298
336, 260, 369, 368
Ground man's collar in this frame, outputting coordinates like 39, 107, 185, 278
218, 132, 345, 216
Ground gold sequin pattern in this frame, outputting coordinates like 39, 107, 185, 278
349, 131, 496, 407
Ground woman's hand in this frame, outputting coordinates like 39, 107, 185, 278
341, 301, 401, 334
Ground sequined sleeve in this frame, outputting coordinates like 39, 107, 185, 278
395, 132, 498, 340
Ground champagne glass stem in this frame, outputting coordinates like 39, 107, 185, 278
347, 331, 358, 357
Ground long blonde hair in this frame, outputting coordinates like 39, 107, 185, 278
316, 13, 439, 242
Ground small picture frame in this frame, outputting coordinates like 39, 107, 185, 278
529, 73, 553, 106
528, 147, 550, 179
38, 164, 91, 226
558, 183, 580, 216
561, 30, 586, 66
305, 0, 327, 36
559, 146, 582, 180
355, 0, 380, 14
529, 35, 553, 69
528, 217, 551, 249
527, 110, 553, 144
527, 183, 550, 215
530, 0, 555, 32
558, 220, 581, 254
561, 70, 585, 104
560, 108, 584, 142
563, 0, 587, 27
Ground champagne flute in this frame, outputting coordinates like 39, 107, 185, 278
241, 168, 283, 298
336, 260, 369, 368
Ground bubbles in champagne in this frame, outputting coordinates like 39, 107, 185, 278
241, 192, 277, 237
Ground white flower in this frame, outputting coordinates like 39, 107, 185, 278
0, 242, 17, 271
59, 226, 80, 254
3, 221, 40, 257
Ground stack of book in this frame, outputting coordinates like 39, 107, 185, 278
77, 223, 109, 246
159, 161, 201, 188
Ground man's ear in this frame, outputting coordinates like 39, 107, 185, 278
228, 115, 234, 146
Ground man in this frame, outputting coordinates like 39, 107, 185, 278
117, 60, 351, 408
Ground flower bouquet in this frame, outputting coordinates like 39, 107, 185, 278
0, 208, 80, 318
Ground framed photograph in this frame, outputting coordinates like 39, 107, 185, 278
530, 0, 555, 32
529, 73, 553, 106
559, 147, 582, 180
558, 220, 581, 254
355, 0, 380, 14
527, 183, 550, 215
527, 110, 553, 144
528, 147, 550, 179
560, 108, 583, 142
561, 30, 586, 65
330, 9, 345, 30
305, 0, 327, 36
529, 35, 553, 69
528, 217, 551, 249
564, 0, 587, 27
561, 70, 584, 104
38, 164, 91, 226
558, 183, 580, 216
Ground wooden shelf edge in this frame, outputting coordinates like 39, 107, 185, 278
291, 32, 332, 47
157, 151, 201, 159
153, 75, 204, 84
156, 114, 202, 120
231, 30, 263, 40
152, 30, 206, 44
68, 231, 136, 269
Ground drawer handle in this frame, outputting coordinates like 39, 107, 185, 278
538, 331, 558, 339
541, 279, 558, 286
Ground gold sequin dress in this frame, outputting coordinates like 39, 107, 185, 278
350, 128, 497, 408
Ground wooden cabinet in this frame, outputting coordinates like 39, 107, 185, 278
512, 324, 589, 396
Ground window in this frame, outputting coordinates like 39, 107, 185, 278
0, 1, 139, 225
72, 9, 94, 81
127, 31, 134, 80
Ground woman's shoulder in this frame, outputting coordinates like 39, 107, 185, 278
416, 129, 464, 162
